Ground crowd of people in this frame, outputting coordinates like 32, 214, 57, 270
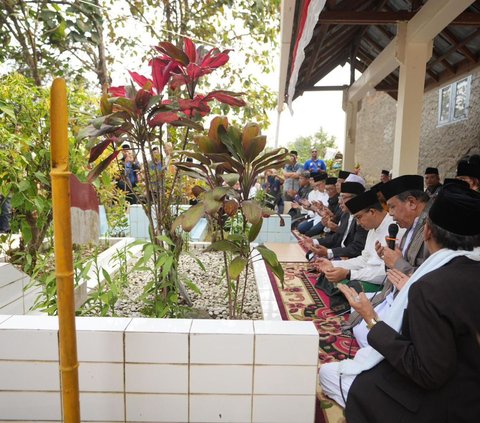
281, 150, 480, 422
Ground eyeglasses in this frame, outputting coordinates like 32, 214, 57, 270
354, 210, 369, 221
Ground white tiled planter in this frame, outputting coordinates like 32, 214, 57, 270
0, 316, 319, 422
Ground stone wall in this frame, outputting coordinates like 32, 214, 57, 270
355, 67, 480, 184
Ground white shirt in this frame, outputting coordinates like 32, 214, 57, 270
305, 189, 329, 220
332, 213, 406, 284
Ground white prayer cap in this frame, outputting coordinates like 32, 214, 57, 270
345, 174, 365, 186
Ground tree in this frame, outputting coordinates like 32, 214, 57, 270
0, 0, 109, 87
287, 127, 337, 164
104, 0, 280, 128
0, 73, 95, 271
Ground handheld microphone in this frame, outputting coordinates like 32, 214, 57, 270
386, 223, 399, 250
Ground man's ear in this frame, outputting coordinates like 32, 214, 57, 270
423, 220, 432, 242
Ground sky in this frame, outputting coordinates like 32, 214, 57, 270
265, 64, 354, 151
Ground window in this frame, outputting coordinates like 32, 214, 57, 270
438, 76, 471, 126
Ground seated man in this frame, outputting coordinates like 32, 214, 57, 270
297, 173, 328, 235
320, 184, 480, 422
299, 181, 367, 260
346, 175, 431, 348
314, 189, 405, 313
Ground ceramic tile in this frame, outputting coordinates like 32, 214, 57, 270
126, 364, 188, 393
260, 301, 280, 315
254, 320, 318, 336
79, 362, 124, 392
0, 392, 62, 420
0, 317, 58, 361
0, 361, 60, 390
126, 394, 188, 422
190, 320, 254, 364
125, 330, 189, 364
254, 334, 318, 366
80, 392, 124, 421
190, 394, 252, 422
252, 395, 316, 423
190, 365, 253, 394
254, 366, 317, 395
0, 314, 12, 325
0, 279, 24, 308
0, 263, 25, 288
76, 317, 130, 362
0, 297, 24, 315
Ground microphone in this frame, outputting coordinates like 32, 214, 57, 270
386, 223, 399, 250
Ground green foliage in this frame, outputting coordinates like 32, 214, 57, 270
287, 127, 337, 164
0, 73, 95, 272
174, 118, 287, 318
1, 0, 108, 86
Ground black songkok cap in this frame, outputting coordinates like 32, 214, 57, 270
381, 170, 390, 176
341, 182, 365, 195
443, 178, 469, 189
425, 167, 439, 175
326, 177, 338, 185
370, 182, 383, 193
345, 190, 380, 214
338, 170, 351, 180
429, 183, 480, 235
379, 175, 424, 201
456, 155, 480, 179
313, 173, 327, 182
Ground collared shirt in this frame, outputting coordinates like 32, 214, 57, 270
401, 216, 419, 256
303, 158, 326, 172
283, 162, 303, 192
332, 213, 406, 284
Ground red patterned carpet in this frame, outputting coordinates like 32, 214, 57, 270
267, 262, 359, 363
267, 262, 357, 423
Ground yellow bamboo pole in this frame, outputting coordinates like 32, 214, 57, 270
50, 78, 80, 423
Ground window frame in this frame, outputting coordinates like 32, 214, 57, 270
437, 75, 472, 127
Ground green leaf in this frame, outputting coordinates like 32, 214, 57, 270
221, 173, 240, 187
172, 203, 205, 233
207, 240, 242, 254
18, 180, 31, 192
11, 192, 24, 208
243, 135, 266, 162
228, 256, 247, 280
248, 219, 263, 242
241, 200, 262, 224
255, 245, 284, 285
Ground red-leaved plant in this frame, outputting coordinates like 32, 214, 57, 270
78, 38, 246, 317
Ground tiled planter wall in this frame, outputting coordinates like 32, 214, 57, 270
0, 316, 319, 423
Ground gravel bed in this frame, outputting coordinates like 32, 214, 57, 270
113, 250, 263, 319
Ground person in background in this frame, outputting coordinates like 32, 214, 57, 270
424, 167, 442, 198
0, 194, 11, 233
380, 169, 391, 183
283, 150, 303, 201
297, 173, 328, 235
264, 169, 284, 213
456, 153, 480, 191
304, 148, 326, 173
289, 171, 312, 226
335, 170, 351, 192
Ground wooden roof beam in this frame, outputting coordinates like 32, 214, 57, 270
347, 0, 476, 103
441, 27, 477, 63
318, 10, 480, 25
428, 27, 480, 67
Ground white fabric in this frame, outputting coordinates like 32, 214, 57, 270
345, 174, 365, 186
305, 189, 328, 220
287, 0, 327, 112
319, 363, 356, 408
332, 214, 405, 283
339, 248, 480, 377
341, 215, 354, 247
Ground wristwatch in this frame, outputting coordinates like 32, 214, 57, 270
366, 316, 380, 330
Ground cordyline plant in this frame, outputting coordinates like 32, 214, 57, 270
172, 117, 286, 319
78, 38, 246, 317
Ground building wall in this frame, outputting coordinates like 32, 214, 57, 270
354, 68, 480, 184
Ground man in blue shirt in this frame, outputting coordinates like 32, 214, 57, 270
303, 148, 326, 173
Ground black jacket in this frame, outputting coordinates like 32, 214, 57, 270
346, 256, 480, 423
